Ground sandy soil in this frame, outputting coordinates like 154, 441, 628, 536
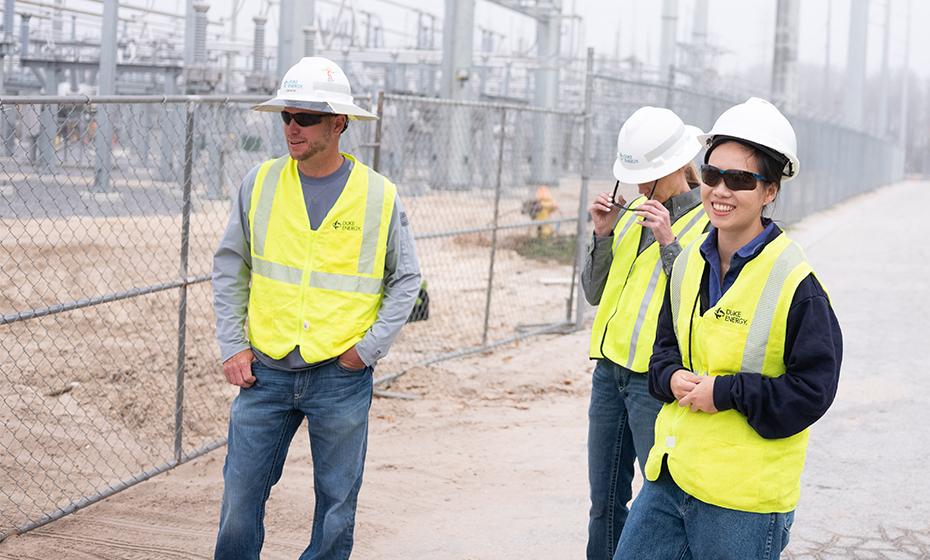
0, 330, 596, 559
0, 178, 606, 542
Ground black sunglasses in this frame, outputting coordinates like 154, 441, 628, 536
280, 111, 330, 127
610, 179, 658, 211
701, 164, 768, 191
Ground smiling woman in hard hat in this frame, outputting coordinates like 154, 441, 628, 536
582, 106, 709, 560
212, 57, 421, 559
613, 98, 843, 560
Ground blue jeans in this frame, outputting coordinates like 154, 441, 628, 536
587, 359, 663, 560
214, 359, 373, 560
614, 468, 794, 560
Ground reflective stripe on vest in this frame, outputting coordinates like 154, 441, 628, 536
623, 207, 707, 369
247, 153, 395, 363
252, 156, 288, 257
589, 197, 709, 373
646, 231, 816, 513
253, 256, 383, 295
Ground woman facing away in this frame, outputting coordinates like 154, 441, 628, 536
583, 106, 709, 560
614, 97, 843, 560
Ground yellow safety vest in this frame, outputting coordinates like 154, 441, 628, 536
645, 231, 816, 513
247, 153, 396, 364
589, 197, 708, 372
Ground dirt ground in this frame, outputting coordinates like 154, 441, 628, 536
0, 330, 595, 559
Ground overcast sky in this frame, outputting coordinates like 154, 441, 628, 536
186, 0, 924, 81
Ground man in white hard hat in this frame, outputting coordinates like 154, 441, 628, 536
212, 56, 421, 559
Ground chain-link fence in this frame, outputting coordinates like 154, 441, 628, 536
0, 94, 377, 539
372, 94, 584, 379
0, 53, 906, 540
0, 93, 582, 539
586, 73, 905, 224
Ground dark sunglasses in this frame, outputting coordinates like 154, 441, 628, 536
610, 179, 658, 211
700, 164, 768, 192
280, 111, 330, 127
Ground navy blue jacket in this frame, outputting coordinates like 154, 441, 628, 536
649, 226, 843, 439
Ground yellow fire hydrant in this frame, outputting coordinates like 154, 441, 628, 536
529, 186, 558, 238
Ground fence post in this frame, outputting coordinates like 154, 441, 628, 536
93, 103, 112, 191
174, 103, 195, 464
481, 106, 508, 346
372, 90, 385, 172
573, 48, 595, 331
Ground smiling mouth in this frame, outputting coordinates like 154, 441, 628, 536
711, 202, 735, 213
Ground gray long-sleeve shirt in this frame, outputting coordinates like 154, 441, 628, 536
582, 187, 702, 306
212, 156, 421, 368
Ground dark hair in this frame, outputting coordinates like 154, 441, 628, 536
704, 136, 786, 188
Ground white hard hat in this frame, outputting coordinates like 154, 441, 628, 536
698, 97, 799, 181
252, 56, 377, 120
613, 106, 703, 184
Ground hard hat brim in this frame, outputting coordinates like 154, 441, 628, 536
613, 125, 703, 184
251, 97, 379, 120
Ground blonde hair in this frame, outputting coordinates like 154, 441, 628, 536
684, 161, 700, 187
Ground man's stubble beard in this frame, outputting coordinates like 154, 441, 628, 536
293, 126, 335, 162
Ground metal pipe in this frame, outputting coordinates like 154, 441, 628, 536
573, 47, 594, 330
844, 0, 869, 130
374, 321, 574, 387
0, 275, 211, 327
771, 0, 800, 112
659, 0, 678, 84
372, 90, 384, 171
38, 66, 58, 169
94, 0, 118, 191
415, 217, 578, 242
174, 104, 195, 464
481, 107, 507, 346
0, 94, 266, 104
877, 0, 891, 135
899, 0, 911, 148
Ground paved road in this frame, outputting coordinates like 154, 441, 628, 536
781, 180, 930, 559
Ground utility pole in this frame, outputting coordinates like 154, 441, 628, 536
843, 0, 869, 130
771, 0, 800, 112
899, 0, 911, 148
94, 0, 118, 191
877, 0, 892, 136
659, 0, 678, 84
435, 0, 475, 189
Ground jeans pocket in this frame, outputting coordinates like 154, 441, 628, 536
335, 360, 368, 374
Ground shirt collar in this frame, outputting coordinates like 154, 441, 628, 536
700, 217, 780, 263
665, 186, 702, 221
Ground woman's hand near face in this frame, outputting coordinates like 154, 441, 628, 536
635, 200, 675, 246
590, 191, 621, 237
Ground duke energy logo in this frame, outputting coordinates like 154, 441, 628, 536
333, 220, 362, 232
618, 152, 640, 165
714, 307, 748, 325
